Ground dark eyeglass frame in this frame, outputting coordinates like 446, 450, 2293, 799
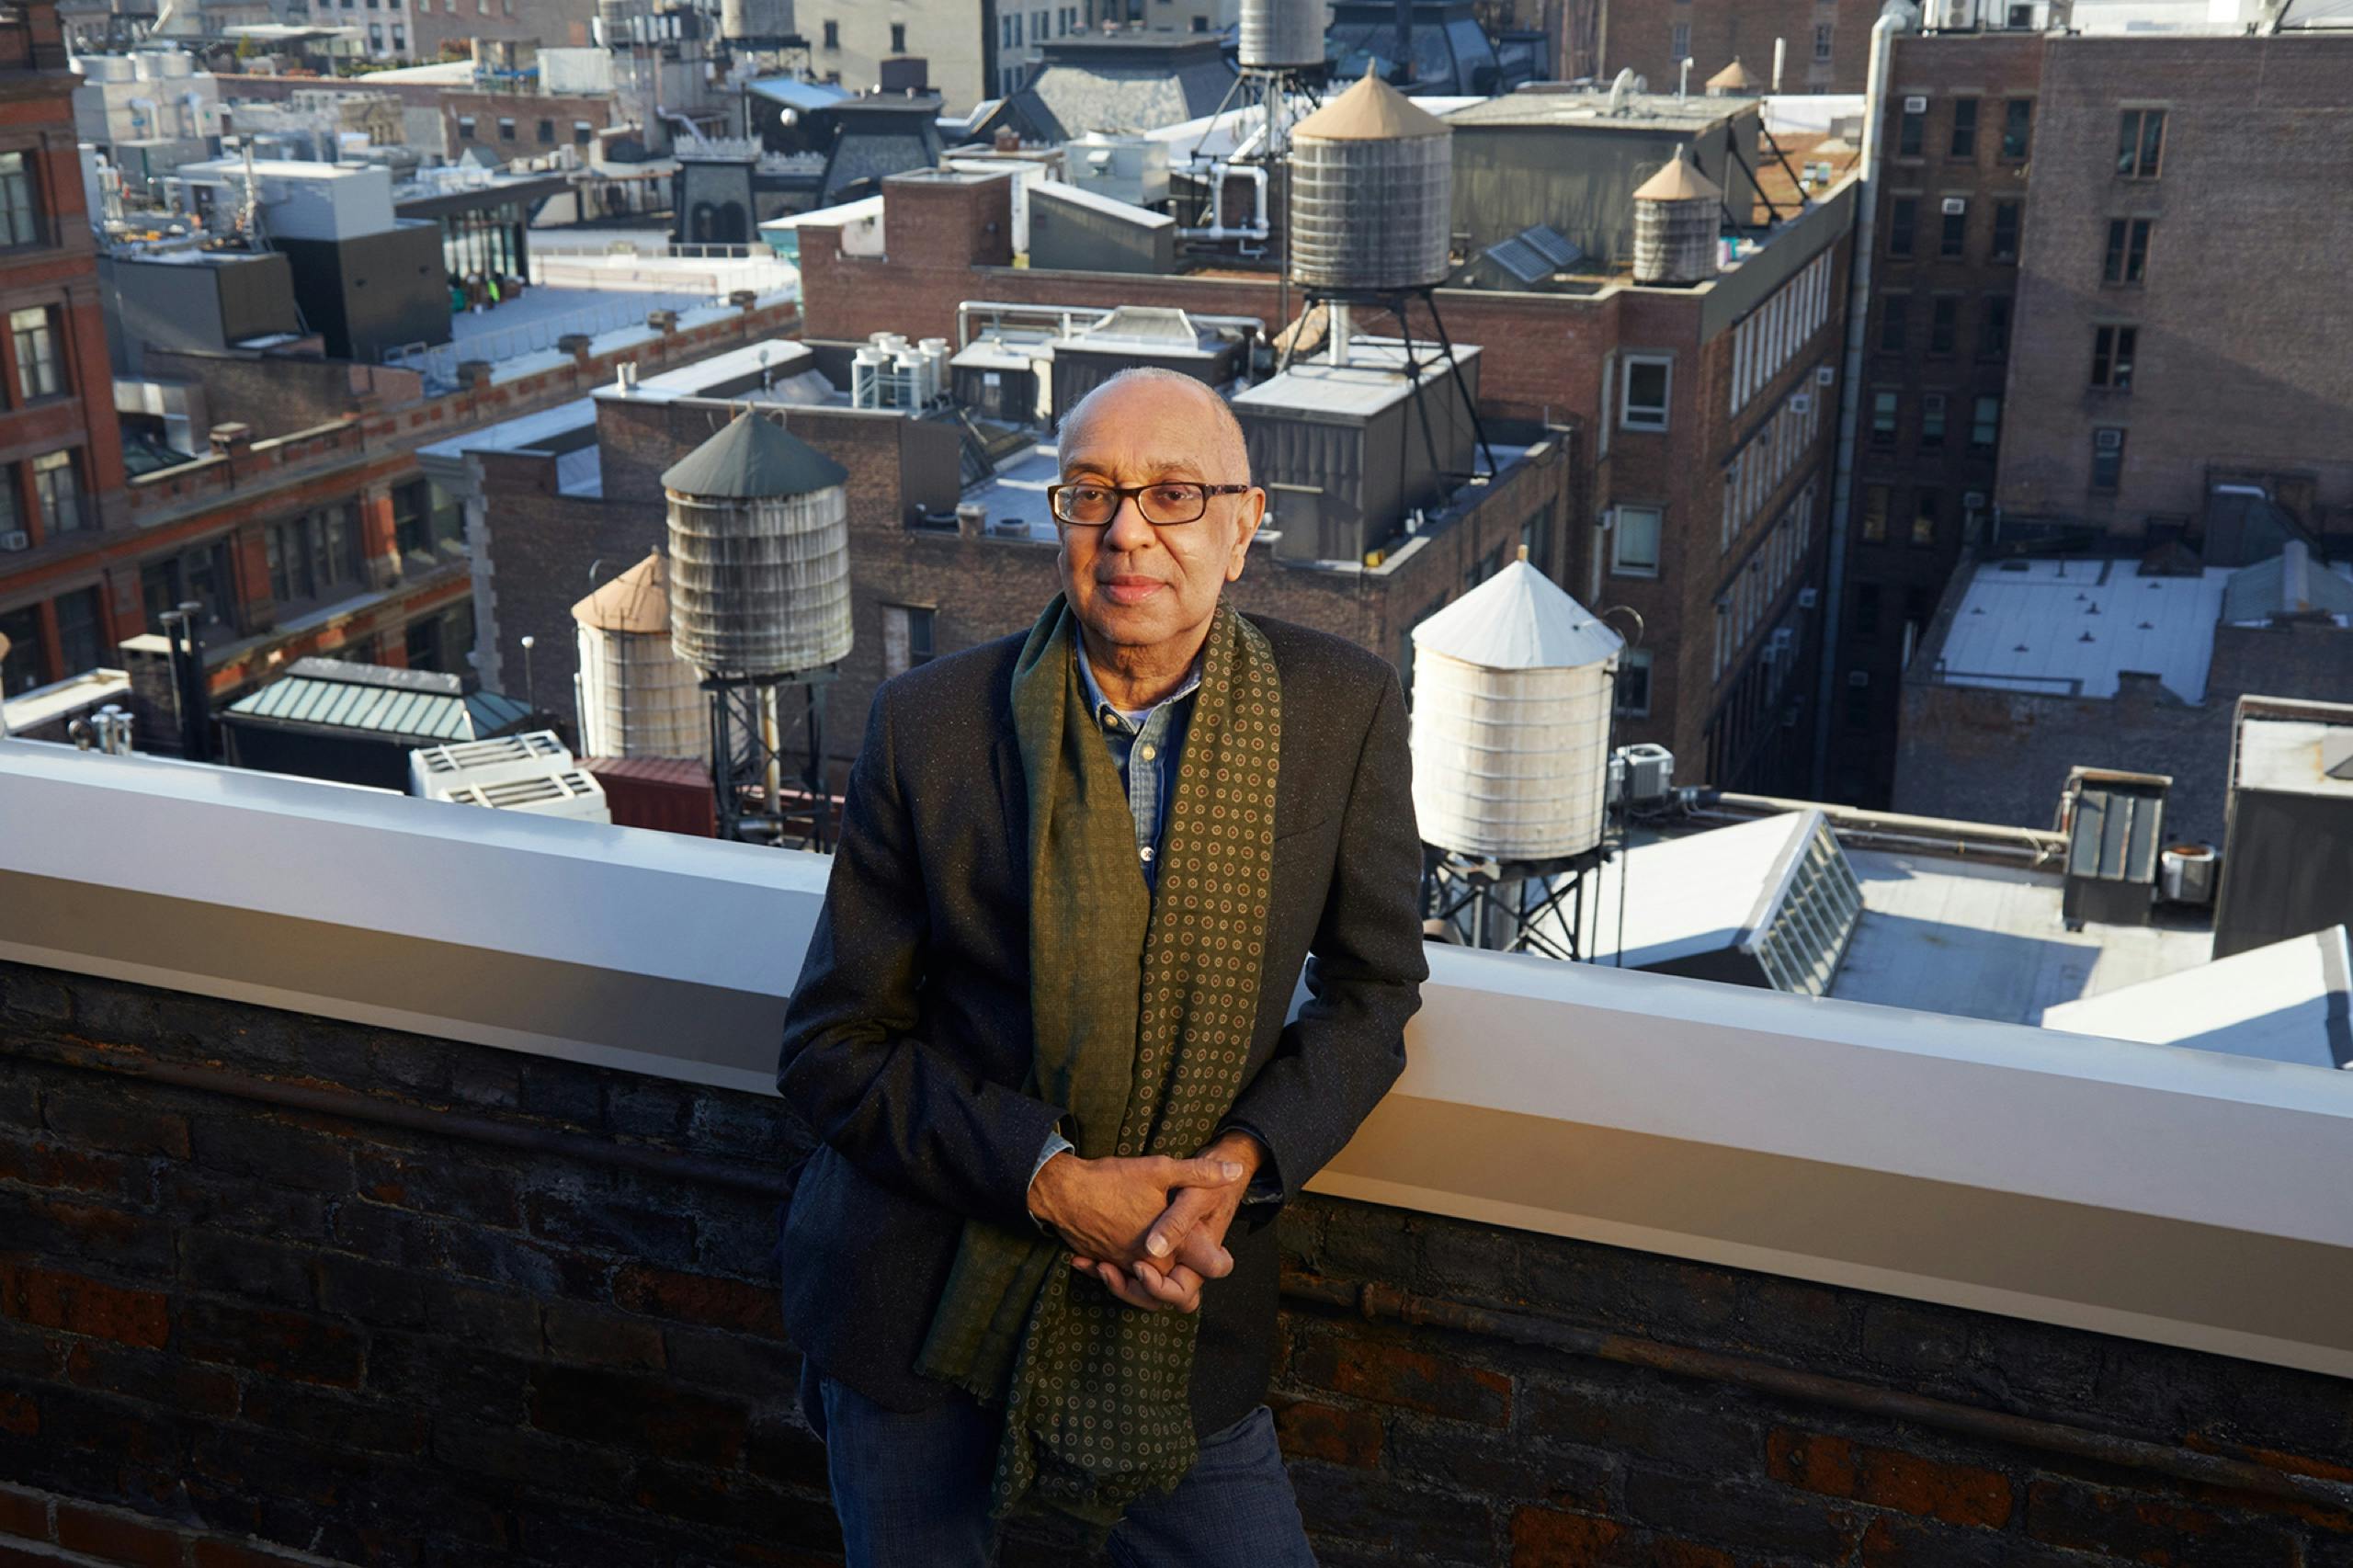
1047, 481, 1255, 528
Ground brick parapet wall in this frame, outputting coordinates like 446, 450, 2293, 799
3, 960, 2347, 1566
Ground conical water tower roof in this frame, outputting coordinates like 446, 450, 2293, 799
661, 409, 847, 499
1706, 57, 1754, 92
572, 549, 671, 633
1632, 144, 1722, 203
1292, 64, 1452, 142
1411, 560, 1623, 669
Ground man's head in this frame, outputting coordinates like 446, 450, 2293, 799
1052, 368, 1265, 662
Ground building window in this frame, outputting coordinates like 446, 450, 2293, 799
881, 604, 935, 677
140, 541, 233, 633
1861, 485, 1889, 544
392, 480, 435, 558
1928, 297, 1958, 357
1610, 505, 1662, 577
2002, 98, 2032, 160
1856, 583, 1881, 638
2091, 427, 2126, 493
1978, 295, 2011, 359
1971, 395, 2001, 449
1670, 20, 1688, 59
823, 17, 839, 47
1870, 390, 1898, 446
1888, 197, 1916, 258
1920, 392, 1947, 449
1614, 649, 1653, 718
498, 118, 517, 142
1620, 356, 1671, 431
574, 120, 594, 145
890, 21, 906, 51
266, 506, 363, 606
1991, 200, 2020, 262
0, 603, 42, 695
9, 306, 58, 402
1846, 670, 1870, 729
1898, 101, 1925, 158
1878, 295, 1908, 355
1814, 23, 1833, 62
2103, 218, 2151, 285
1938, 202, 1966, 258
54, 585, 104, 676
2118, 108, 2165, 177
30, 450, 78, 535
2090, 324, 2136, 391
537, 119, 554, 142
392, 24, 404, 48
0, 153, 40, 249
1911, 492, 1938, 548
458, 115, 476, 140
1949, 97, 1978, 158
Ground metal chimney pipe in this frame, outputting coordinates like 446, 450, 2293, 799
1773, 37, 1786, 90
1678, 57, 1692, 98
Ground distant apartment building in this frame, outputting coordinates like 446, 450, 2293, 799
1573, 0, 1884, 94
793, 0, 993, 111
1825, 23, 2353, 807
994, 0, 1237, 98
0, 0, 133, 701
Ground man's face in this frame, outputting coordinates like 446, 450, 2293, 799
1054, 376, 1265, 658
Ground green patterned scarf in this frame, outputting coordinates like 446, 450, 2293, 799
914, 591, 1282, 1533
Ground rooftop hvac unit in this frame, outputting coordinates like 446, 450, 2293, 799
441, 768, 612, 823
2095, 428, 2125, 451
1941, 197, 1967, 215
408, 729, 574, 797
1606, 744, 1676, 810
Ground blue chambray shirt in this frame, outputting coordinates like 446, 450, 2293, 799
1026, 639, 1282, 1223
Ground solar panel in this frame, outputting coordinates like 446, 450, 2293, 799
1521, 223, 1583, 270
1483, 236, 1551, 284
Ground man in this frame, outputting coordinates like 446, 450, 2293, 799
775, 367, 1427, 1564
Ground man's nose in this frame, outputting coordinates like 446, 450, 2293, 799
1102, 494, 1159, 552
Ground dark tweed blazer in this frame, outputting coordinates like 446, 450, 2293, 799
773, 609, 1428, 1438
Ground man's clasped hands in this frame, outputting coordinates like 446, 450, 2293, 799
1025, 1128, 1266, 1315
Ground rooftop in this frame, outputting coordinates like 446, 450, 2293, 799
2238, 710, 2353, 799
1446, 85, 1759, 131
1231, 338, 1478, 420
1929, 557, 2239, 700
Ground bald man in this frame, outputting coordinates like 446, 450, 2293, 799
776, 368, 1428, 1564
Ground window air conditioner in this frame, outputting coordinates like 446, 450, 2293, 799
1816, 365, 1836, 386
1941, 197, 1967, 215
2094, 429, 2124, 451
1790, 393, 1813, 414
0, 530, 25, 551
1904, 97, 1928, 114
1798, 587, 1820, 609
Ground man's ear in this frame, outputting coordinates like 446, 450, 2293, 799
1227, 489, 1267, 581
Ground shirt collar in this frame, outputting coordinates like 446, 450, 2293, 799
1076, 638, 1204, 725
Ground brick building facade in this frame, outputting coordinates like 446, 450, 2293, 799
1994, 34, 2353, 540
796, 167, 1858, 798
1829, 29, 2044, 806
1569, 0, 1885, 94
0, 0, 132, 702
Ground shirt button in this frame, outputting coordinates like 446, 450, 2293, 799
1102, 713, 1120, 730
1140, 744, 1156, 761
1141, 846, 1154, 861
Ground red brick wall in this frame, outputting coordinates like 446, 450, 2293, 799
1578, 0, 1887, 94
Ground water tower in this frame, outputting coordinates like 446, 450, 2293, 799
1279, 67, 1496, 482
1631, 145, 1721, 287
571, 549, 709, 764
663, 409, 852, 847
1412, 554, 1627, 956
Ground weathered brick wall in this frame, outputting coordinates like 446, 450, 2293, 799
1996, 35, 2353, 533
6, 960, 2351, 1565
1575, 0, 1887, 95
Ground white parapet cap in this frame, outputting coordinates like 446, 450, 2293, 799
5, 734, 2353, 1379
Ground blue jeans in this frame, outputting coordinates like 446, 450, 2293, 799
801, 1364, 1317, 1567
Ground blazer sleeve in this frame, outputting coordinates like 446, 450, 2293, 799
775, 684, 1069, 1234
1219, 665, 1428, 1235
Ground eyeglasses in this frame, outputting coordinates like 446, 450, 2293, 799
1047, 481, 1253, 528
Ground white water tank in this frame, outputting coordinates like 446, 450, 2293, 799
571, 551, 710, 761
1238, 0, 1324, 70
1410, 560, 1625, 862
663, 411, 853, 678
